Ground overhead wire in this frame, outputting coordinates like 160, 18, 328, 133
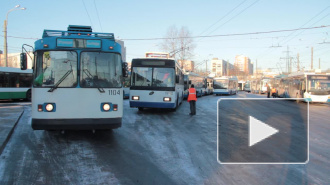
197, 0, 248, 37
256, 6, 330, 59
82, 0, 94, 28
120, 25, 330, 41
205, 0, 260, 36
94, 0, 103, 32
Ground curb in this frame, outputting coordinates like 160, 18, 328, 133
0, 110, 24, 155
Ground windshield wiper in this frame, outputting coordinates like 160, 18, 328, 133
48, 69, 73, 92
83, 69, 105, 93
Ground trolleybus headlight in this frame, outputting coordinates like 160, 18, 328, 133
45, 103, 54, 112
163, 97, 171, 102
43, 44, 49, 48
102, 103, 111, 111
132, 96, 140, 100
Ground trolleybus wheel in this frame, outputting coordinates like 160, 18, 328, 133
138, 107, 144, 111
26, 89, 31, 101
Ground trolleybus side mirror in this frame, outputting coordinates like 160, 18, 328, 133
189, 80, 192, 84
176, 75, 179, 83
122, 62, 128, 77
20, 53, 27, 70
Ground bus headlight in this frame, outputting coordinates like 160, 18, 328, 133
163, 97, 171, 102
132, 96, 140, 100
45, 103, 56, 112
102, 103, 111, 111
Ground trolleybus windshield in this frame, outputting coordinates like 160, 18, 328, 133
131, 67, 174, 87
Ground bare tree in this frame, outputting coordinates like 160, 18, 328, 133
160, 25, 195, 61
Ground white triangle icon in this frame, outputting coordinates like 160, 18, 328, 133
249, 116, 279, 147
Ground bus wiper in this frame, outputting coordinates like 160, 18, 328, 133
48, 69, 73, 92
83, 69, 105, 93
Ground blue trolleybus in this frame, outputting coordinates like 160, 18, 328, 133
129, 56, 184, 111
21, 25, 128, 130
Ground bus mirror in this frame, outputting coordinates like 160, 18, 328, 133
122, 62, 128, 77
20, 53, 27, 70
189, 80, 192, 84
176, 75, 179, 83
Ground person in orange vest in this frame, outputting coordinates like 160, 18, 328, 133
187, 84, 197, 115
271, 86, 277, 98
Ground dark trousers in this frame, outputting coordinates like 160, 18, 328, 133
189, 100, 196, 115
267, 92, 270, 98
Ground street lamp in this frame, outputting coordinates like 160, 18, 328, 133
3, 5, 26, 67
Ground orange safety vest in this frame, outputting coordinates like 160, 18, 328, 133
271, 88, 276, 93
187, 88, 197, 102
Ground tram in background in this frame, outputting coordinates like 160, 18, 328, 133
213, 76, 238, 95
130, 55, 184, 111
277, 72, 330, 103
0, 67, 32, 101
21, 25, 128, 130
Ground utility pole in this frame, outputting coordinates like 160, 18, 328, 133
290, 57, 292, 74
319, 58, 320, 69
205, 60, 207, 76
297, 53, 300, 72
255, 59, 257, 76
286, 46, 289, 73
311, 47, 313, 70
280, 46, 292, 74
227, 60, 229, 76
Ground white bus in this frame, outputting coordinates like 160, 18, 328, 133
243, 81, 251, 93
130, 57, 184, 111
278, 72, 330, 103
183, 72, 205, 98
21, 25, 128, 130
213, 76, 238, 95
251, 77, 271, 94
0, 67, 32, 101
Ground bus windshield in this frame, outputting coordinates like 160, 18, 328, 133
307, 75, 330, 93
214, 79, 228, 89
131, 67, 174, 87
34, 51, 78, 87
80, 52, 122, 88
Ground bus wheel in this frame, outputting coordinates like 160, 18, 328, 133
170, 99, 178, 112
26, 89, 32, 102
138, 107, 144, 111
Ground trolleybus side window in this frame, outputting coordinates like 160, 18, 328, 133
80, 52, 122, 88
34, 51, 78, 87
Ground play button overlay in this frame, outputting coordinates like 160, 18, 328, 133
217, 98, 309, 164
249, 116, 279, 147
